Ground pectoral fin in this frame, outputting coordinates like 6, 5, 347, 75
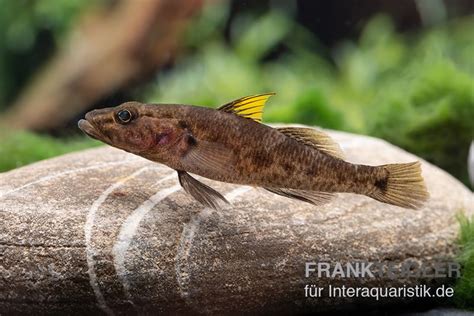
178, 171, 229, 210
277, 127, 345, 160
264, 187, 333, 206
218, 93, 275, 122
181, 138, 234, 176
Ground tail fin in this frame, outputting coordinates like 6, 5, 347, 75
369, 161, 429, 209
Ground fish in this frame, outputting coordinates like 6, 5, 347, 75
78, 93, 429, 210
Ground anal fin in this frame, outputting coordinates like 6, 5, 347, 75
178, 171, 229, 210
264, 187, 333, 206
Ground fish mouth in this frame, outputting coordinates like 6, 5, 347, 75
78, 119, 101, 140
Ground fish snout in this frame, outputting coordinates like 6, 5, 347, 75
78, 118, 100, 140
79, 110, 105, 140
79, 107, 118, 142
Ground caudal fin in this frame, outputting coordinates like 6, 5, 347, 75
369, 161, 429, 209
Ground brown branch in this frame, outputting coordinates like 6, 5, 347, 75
2, 0, 203, 130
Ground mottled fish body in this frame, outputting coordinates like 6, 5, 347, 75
79, 93, 428, 209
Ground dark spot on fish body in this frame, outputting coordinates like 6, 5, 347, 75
305, 164, 316, 177
178, 120, 188, 129
283, 162, 294, 173
251, 150, 273, 169
374, 177, 388, 192
185, 134, 197, 146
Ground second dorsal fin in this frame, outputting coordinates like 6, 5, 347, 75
217, 93, 275, 122
277, 127, 345, 160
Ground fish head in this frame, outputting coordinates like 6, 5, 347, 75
78, 102, 185, 160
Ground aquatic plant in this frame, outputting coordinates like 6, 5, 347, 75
455, 213, 474, 308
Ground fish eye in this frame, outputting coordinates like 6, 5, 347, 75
117, 109, 132, 124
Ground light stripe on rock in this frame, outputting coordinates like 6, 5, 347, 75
174, 186, 252, 302
113, 172, 181, 300
84, 166, 150, 316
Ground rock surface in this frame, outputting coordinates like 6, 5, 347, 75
0, 130, 473, 315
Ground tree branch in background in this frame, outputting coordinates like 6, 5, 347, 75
1, 0, 203, 131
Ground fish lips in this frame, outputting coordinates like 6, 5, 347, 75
78, 119, 101, 141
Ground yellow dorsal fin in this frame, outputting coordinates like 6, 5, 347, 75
217, 93, 275, 122
277, 127, 345, 160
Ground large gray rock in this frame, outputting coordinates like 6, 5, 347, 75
0, 130, 473, 314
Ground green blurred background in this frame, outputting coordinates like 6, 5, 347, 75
0, 0, 473, 188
